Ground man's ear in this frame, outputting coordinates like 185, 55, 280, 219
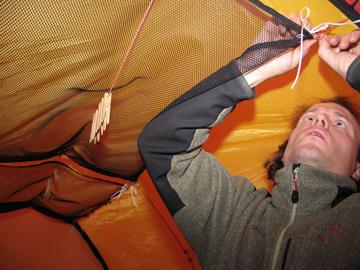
352, 162, 360, 181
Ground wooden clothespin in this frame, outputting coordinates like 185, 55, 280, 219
89, 92, 112, 144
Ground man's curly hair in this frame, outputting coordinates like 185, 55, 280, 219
264, 97, 360, 180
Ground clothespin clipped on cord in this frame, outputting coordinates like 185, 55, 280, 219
89, 92, 112, 144
88, 0, 155, 144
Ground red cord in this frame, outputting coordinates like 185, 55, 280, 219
109, 0, 155, 93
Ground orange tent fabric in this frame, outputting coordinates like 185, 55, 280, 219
0, 0, 359, 269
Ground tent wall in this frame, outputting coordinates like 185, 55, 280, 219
0, 0, 359, 269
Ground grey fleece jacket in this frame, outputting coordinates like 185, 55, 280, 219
138, 58, 360, 270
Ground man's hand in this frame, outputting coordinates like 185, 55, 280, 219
244, 15, 317, 88
318, 29, 360, 79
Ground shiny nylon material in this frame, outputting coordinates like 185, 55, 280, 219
0, 0, 304, 217
1, 1, 359, 269
0, 161, 123, 217
1, 0, 302, 175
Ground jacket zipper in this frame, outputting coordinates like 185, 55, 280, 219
270, 164, 299, 270
281, 238, 292, 270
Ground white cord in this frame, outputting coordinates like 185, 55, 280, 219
291, 7, 311, 89
309, 20, 360, 35
291, 7, 360, 89
130, 183, 138, 208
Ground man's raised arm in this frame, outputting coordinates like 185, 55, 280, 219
138, 20, 316, 266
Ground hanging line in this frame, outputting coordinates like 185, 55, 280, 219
90, 0, 155, 144
291, 6, 360, 89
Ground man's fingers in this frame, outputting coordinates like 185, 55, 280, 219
349, 30, 360, 43
328, 30, 360, 51
317, 30, 359, 78
339, 37, 351, 50
303, 39, 317, 54
318, 36, 337, 61
329, 35, 341, 47
319, 35, 331, 50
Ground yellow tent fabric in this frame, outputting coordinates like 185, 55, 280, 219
0, 0, 359, 269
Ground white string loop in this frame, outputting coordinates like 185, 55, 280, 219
291, 7, 360, 89
290, 7, 309, 89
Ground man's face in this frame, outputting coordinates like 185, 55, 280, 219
283, 102, 360, 179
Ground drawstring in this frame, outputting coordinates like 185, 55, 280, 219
90, 0, 155, 143
291, 7, 360, 89
290, 7, 309, 90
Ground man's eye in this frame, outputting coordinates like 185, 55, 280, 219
304, 115, 314, 121
335, 120, 346, 129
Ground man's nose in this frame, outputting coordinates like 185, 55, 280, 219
312, 114, 328, 128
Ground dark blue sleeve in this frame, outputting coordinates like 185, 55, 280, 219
346, 55, 360, 92
138, 60, 255, 215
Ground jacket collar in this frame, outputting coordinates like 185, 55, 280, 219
271, 163, 358, 216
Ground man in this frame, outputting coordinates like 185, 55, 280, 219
139, 24, 360, 270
